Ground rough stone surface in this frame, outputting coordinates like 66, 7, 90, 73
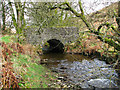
88, 79, 117, 88
52, 58, 119, 88
24, 27, 79, 45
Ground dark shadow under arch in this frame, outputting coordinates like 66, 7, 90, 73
42, 39, 64, 54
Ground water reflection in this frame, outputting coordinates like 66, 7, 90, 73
39, 53, 91, 68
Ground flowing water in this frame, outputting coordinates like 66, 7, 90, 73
39, 53, 120, 88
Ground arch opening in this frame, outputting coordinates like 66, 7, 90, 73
42, 39, 64, 54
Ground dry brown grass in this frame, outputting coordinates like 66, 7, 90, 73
1, 42, 20, 88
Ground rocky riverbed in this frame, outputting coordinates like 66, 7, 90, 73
40, 54, 120, 89
54, 59, 119, 88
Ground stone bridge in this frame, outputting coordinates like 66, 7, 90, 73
25, 27, 79, 53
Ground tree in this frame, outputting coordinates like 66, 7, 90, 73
50, 1, 120, 51
8, 0, 26, 42
26, 2, 74, 28
1, 0, 13, 33
2, 0, 6, 31
26, 2, 57, 27
116, 1, 120, 32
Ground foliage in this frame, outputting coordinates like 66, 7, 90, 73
0, 35, 11, 43
5, 1, 26, 42
1, 42, 20, 88
27, 2, 58, 27
1, 1, 6, 31
50, 1, 120, 60
26, 2, 78, 28
0, 35, 60, 88
1, 1, 120, 88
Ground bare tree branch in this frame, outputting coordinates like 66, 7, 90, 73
78, 1, 84, 15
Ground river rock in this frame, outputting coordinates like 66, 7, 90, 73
53, 58, 119, 88
88, 79, 118, 88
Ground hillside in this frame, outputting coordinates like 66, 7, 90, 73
88, 2, 118, 29
65, 2, 119, 31
65, 2, 119, 57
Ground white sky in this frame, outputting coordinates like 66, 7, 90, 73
81, 0, 119, 14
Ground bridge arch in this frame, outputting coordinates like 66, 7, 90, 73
42, 39, 64, 54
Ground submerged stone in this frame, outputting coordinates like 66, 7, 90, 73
88, 79, 118, 88
53, 58, 119, 88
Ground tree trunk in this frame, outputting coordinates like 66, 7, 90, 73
116, 1, 120, 32
8, 1, 26, 42
21, 2, 26, 31
8, 1, 17, 31
2, 1, 5, 31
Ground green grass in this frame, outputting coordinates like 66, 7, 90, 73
11, 54, 60, 88
0, 35, 11, 43
0, 35, 16, 43
1, 35, 60, 88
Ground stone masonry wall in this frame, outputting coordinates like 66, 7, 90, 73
24, 27, 79, 45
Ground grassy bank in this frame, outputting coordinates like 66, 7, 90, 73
1, 35, 60, 88
11, 54, 59, 88
1, 34, 119, 88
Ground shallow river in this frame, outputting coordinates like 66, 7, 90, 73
40, 53, 120, 88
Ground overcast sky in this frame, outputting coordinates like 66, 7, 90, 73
80, 0, 119, 14
10, 0, 119, 15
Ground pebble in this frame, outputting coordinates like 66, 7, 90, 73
53, 58, 119, 88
